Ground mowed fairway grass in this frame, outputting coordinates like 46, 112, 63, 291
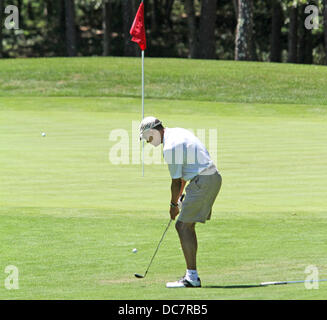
0, 57, 327, 300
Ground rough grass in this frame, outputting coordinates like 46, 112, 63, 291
0, 57, 326, 105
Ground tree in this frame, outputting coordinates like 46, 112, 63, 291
0, 0, 325, 64
65, 0, 77, 56
164, 0, 175, 30
121, 0, 137, 57
270, 0, 283, 62
0, 0, 3, 58
148, 0, 177, 57
17, 0, 23, 28
232, 0, 239, 21
184, 0, 197, 58
298, 3, 312, 64
235, 0, 254, 61
324, 0, 327, 63
103, 0, 112, 56
287, 3, 298, 63
197, 0, 217, 59
151, 0, 159, 34
304, 28, 313, 64
45, 0, 53, 26
58, 0, 67, 56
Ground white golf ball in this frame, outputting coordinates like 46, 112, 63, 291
132, 248, 138, 253
42, 132, 46, 137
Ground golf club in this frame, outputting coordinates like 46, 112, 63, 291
134, 218, 173, 279
260, 279, 327, 286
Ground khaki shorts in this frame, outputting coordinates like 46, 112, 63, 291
178, 171, 222, 224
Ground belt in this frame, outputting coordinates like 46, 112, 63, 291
199, 164, 217, 175
190, 164, 217, 182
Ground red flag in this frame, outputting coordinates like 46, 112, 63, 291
130, 2, 146, 51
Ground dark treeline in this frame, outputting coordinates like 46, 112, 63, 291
0, 0, 326, 64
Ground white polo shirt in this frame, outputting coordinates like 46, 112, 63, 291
163, 127, 218, 181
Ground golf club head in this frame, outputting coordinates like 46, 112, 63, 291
134, 273, 144, 278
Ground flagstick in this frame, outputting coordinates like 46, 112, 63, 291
142, 49, 145, 177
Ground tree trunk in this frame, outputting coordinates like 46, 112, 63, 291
165, 0, 175, 29
103, 0, 112, 56
197, 0, 217, 59
298, 6, 306, 64
298, 5, 312, 65
287, 5, 298, 63
45, 0, 53, 26
324, 0, 327, 64
0, 0, 3, 58
232, 0, 239, 22
65, 0, 77, 57
184, 0, 197, 58
57, 0, 66, 56
17, 0, 23, 29
304, 29, 313, 64
27, 1, 34, 20
270, 0, 283, 62
151, 0, 159, 34
122, 0, 138, 56
235, 0, 253, 61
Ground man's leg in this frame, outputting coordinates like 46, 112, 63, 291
165, 220, 201, 287
175, 221, 197, 270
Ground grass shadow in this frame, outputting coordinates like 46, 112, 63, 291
203, 284, 264, 289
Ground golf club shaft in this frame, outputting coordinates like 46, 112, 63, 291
261, 279, 327, 286
143, 219, 173, 278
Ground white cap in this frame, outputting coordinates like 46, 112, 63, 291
139, 116, 162, 140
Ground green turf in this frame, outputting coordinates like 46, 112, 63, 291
0, 57, 327, 105
0, 58, 327, 299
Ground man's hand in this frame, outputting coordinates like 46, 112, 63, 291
178, 193, 185, 209
170, 205, 179, 220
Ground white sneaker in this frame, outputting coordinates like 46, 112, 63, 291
166, 276, 201, 288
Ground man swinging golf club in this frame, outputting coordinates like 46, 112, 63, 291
139, 116, 222, 288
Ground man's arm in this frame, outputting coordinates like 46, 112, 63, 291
178, 179, 186, 199
170, 178, 186, 220
171, 178, 182, 205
